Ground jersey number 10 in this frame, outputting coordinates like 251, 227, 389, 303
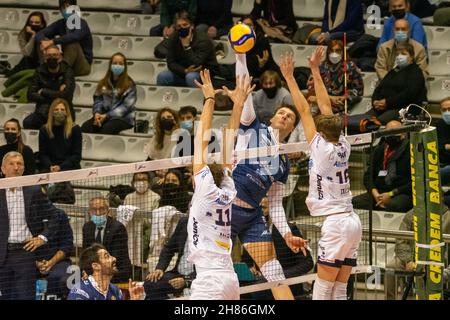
336, 169, 349, 184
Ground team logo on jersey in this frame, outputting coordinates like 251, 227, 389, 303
192, 217, 199, 247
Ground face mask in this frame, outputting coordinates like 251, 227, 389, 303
385, 136, 402, 148
30, 25, 43, 32
47, 57, 59, 69
160, 118, 175, 131
134, 181, 149, 194
179, 26, 190, 38
394, 31, 408, 42
392, 9, 406, 19
62, 9, 73, 20
442, 111, 450, 125
4, 132, 18, 144
91, 215, 107, 228
111, 64, 125, 76
328, 52, 342, 65
263, 87, 278, 99
53, 111, 67, 125
395, 54, 409, 68
180, 120, 193, 131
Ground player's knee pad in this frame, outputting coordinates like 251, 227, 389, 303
312, 278, 335, 300
331, 281, 348, 300
260, 259, 285, 282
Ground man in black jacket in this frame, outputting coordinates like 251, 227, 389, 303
82, 197, 132, 284
36, 0, 93, 76
156, 11, 220, 88
143, 216, 195, 300
26, 45, 75, 130
353, 120, 413, 212
0, 151, 58, 300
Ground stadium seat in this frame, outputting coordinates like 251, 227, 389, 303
0, 1, 55, 8
362, 72, 378, 97
92, 35, 162, 61
74, 106, 92, 125
77, 0, 141, 11
76, 59, 109, 83
231, 0, 253, 16
73, 81, 96, 106
428, 50, 450, 76
82, 133, 148, 162
20, 129, 39, 151
0, 52, 22, 68
127, 60, 167, 85
372, 211, 405, 230
349, 97, 373, 115
271, 44, 317, 67
0, 103, 34, 124
364, 23, 383, 38
0, 7, 27, 31
293, 0, 325, 19
136, 85, 204, 111
0, 30, 20, 54
372, 242, 395, 269
425, 26, 450, 50
427, 76, 450, 102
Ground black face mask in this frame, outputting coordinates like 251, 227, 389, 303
385, 136, 402, 148
30, 25, 43, 32
160, 118, 175, 131
392, 9, 406, 19
46, 57, 59, 69
179, 27, 191, 38
4, 132, 18, 144
263, 87, 278, 99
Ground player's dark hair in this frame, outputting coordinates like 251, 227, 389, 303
314, 114, 342, 143
79, 243, 106, 276
179, 106, 198, 118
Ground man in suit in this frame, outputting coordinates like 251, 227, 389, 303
144, 216, 195, 300
0, 151, 58, 300
375, 18, 428, 80
35, 208, 73, 299
82, 196, 132, 283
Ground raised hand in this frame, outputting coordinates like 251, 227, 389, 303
308, 46, 326, 70
221, 74, 255, 107
284, 232, 309, 256
194, 69, 221, 99
279, 51, 295, 80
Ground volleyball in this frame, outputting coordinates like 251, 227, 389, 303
228, 23, 256, 53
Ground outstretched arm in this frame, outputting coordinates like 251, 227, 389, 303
279, 52, 317, 144
308, 46, 333, 116
235, 54, 256, 126
193, 69, 220, 175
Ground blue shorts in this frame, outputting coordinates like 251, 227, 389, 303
231, 204, 273, 244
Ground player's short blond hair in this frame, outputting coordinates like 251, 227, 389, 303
314, 114, 342, 143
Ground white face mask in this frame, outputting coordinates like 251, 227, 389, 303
328, 52, 342, 65
134, 181, 149, 194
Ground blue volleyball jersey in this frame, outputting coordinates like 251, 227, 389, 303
67, 276, 123, 300
233, 117, 290, 208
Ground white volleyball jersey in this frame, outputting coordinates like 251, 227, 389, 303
188, 166, 237, 270
306, 133, 354, 217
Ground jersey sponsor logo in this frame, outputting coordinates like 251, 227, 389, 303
192, 217, 199, 247
201, 168, 210, 179
333, 160, 348, 168
246, 173, 265, 189
215, 240, 230, 250
337, 151, 347, 159
215, 193, 230, 206
72, 288, 90, 299
317, 174, 324, 200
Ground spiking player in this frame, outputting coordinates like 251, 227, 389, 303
280, 47, 362, 300
187, 69, 254, 299
229, 52, 308, 300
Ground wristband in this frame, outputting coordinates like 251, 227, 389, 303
204, 97, 215, 103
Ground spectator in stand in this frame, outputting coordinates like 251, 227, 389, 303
26, 45, 75, 130
141, 0, 161, 14
143, 216, 194, 300
176, 106, 197, 157
375, 19, 428, 80
8, 12, 47, 76
378, 0, 428, 53
36, 0, 93, 76
82, 197, 132, 283
253, 71, 293, 125
67, 244, 144, 300
145, 108, 179, 160
195, 0, 233, 39
369, 42, 427, 124
38, 98, 82, 173
437, 97, 450, 186
150, 0, 197, 37
157, 11, 220, 88
307, 40, 364, 114
0, 119, 35, 176
35, 209, 73, 299
81, 53, 136, 135
241, 15, 280, 79
158, 169, 191, 214
353, 120, 413, 212
310, 0, 365, 44
122, 172, 161, 274
251, 0, 298, 43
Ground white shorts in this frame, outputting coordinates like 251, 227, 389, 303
317, 212, 362, 268
190, 269, 240, 300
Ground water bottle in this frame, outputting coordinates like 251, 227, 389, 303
35, 279, 48, 300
